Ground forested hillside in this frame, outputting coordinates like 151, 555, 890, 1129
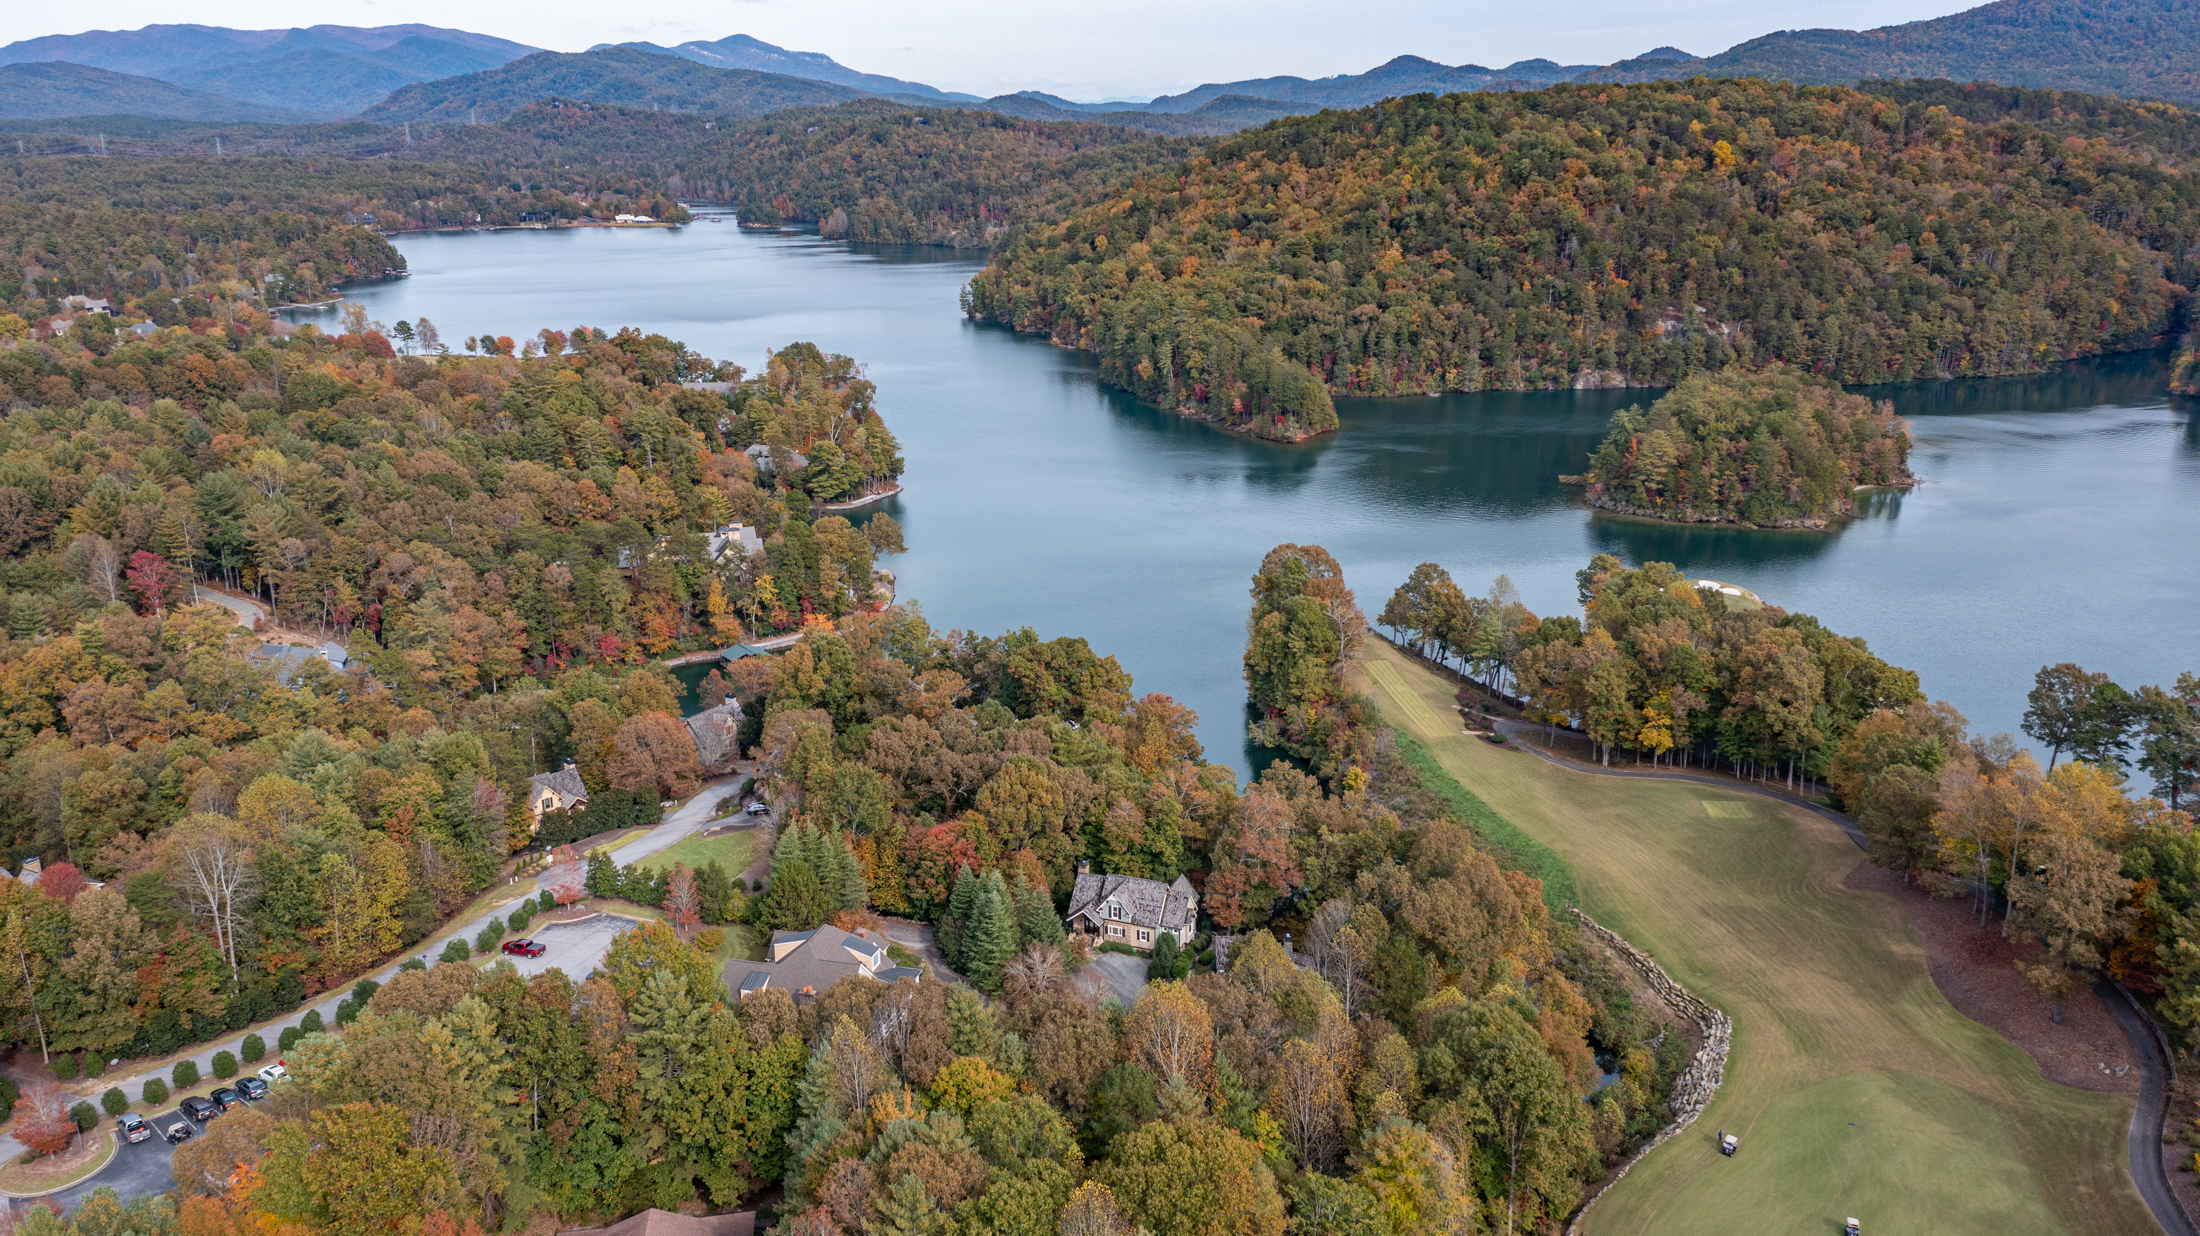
358, 47, 865, 125
0, 62, 330, 124
1569, 368, 1914, 526
967, 79, 2200, 440
0, 156, 688, 310
1584, 0, 2200, 107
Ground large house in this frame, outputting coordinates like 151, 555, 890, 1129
528, 760, 590, 828
248, 641, 349, 681
1065, 867, 1198, 954
733, 925, 921, 1002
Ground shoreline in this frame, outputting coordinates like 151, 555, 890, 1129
820, 482, 903, 512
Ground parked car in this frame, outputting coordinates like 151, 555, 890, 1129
501, 938, 546, 958
210, 1086, 241, 1111
118, 1113, 151, 1143
163, 1120, 194, 1144
257, 1062, 288, 1084
238, 1076, 269, 1100
744, 801, 770, 816
180, 1095, 219, 1122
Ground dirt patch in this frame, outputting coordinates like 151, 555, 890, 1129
1845, 860, 2137, 1094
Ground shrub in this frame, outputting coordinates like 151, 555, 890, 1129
355, 979, 381, 1003
84, 1054, 105, 1078
69, 1101, 97, 1132
335, 998, 358, 1026
172, 1060, 199, 1089
440, 937, 472, 963
301, 1008, 325, 1034
52, 1053, 79, 1081
507, 902, 533, 932
212, 1050, 238, 1080
537, 889, 556, 912
474, 918, 504, 954
278, 1026, 302, 1053
100, 1087, 127, 1117
141, 1078, 168, 1106
241, 1033, 265, 1063
0, 1077, 16, 1122
398, 958, 426, 972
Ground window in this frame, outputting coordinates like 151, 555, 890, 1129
1109, 924, 1124, 937
1107, 900, 1123, 920
1137, 930, 1150, 944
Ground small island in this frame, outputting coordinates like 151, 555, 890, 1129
1563, 367, 1914, 528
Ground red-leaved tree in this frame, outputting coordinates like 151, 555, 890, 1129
542, 846, 586, 907
16, 1082, 77, 1157
34, 861, 89, 906
125, 550, 174, 615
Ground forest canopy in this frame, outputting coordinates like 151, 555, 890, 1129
967, 78, 2200, 440
1567, 367, 1914, 527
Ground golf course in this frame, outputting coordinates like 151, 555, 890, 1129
1353, 638, 2150, 1236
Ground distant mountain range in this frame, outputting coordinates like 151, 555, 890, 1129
0, 61, 331, 123
601, 34, 983, 103
0, 23, 537, 115
358, 46, 865, 124
4, 0, 2198, 131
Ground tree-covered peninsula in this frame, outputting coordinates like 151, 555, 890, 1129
966, 79, 2200, 441
1565, 368, 1913, 527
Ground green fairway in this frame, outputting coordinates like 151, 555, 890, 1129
1353, 639, 2147, 1236
633, 828, 762, 878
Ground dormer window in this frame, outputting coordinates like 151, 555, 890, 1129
1107, 900, 1124, 920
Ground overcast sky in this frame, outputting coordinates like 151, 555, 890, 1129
18, 0, 1980, 101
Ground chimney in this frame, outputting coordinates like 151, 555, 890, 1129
20, 857, 40, 875
1077, 859, 1090, 875
562, 759, 577, 773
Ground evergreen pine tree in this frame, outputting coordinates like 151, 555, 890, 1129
870, 1173, 948, 1236
939, 866, 979, 969
1012, 873, 1065, 948
964, 872, 1020, 992
832, 830, 868, 909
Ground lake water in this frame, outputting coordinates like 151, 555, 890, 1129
313, 214, 2200, 779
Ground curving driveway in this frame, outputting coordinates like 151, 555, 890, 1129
187, 584, 265, 628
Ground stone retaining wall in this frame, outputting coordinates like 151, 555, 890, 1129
1565, 908, 1733, 1236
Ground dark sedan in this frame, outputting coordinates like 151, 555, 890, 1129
238, 1076, 269, 1100
210, 1086, 241, 1111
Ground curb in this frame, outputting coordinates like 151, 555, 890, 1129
0, 1130, 118, 1199
1565, 909, 1732, 1236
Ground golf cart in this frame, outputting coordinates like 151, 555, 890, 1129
163, 1120, 195, 1144
1719, 1132, 1738, 1157
1845, 1220, 1860, 1236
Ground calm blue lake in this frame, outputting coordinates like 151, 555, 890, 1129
312, 214, 2200, 778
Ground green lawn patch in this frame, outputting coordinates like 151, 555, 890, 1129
1391, 726, 1576, 911
633, 829, 761, 877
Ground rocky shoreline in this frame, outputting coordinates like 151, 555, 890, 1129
1565, 908, 1733, 1236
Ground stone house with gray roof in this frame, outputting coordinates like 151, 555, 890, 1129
527, 760, 590, 829
1065, 867, 1197, 954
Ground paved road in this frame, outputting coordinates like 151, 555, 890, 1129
8, 776, 740, 1207
1489, 717, 2192, 1236
606, 774, 747, 866
880, 920, 961, 985
188, 584, 265, 628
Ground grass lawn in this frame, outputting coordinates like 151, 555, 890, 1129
633, 829, 763, 878
0, 1126, 114, 1194
1354, 638, 2147, 1236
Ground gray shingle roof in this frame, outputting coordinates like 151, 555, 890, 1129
1066, 871, 1197, 937
735, 926, 906, 1000
529, 766, 589, 803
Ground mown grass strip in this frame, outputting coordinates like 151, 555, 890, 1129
1391, 726, 1578, 911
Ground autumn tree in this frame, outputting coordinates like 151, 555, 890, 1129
2007, 830, 2131, 1022
606, 712, 704, 800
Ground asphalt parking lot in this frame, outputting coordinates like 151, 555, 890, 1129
36, 1094, 249, 1211
1089, 952, 1150, 1008
501, 914, 634, 981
